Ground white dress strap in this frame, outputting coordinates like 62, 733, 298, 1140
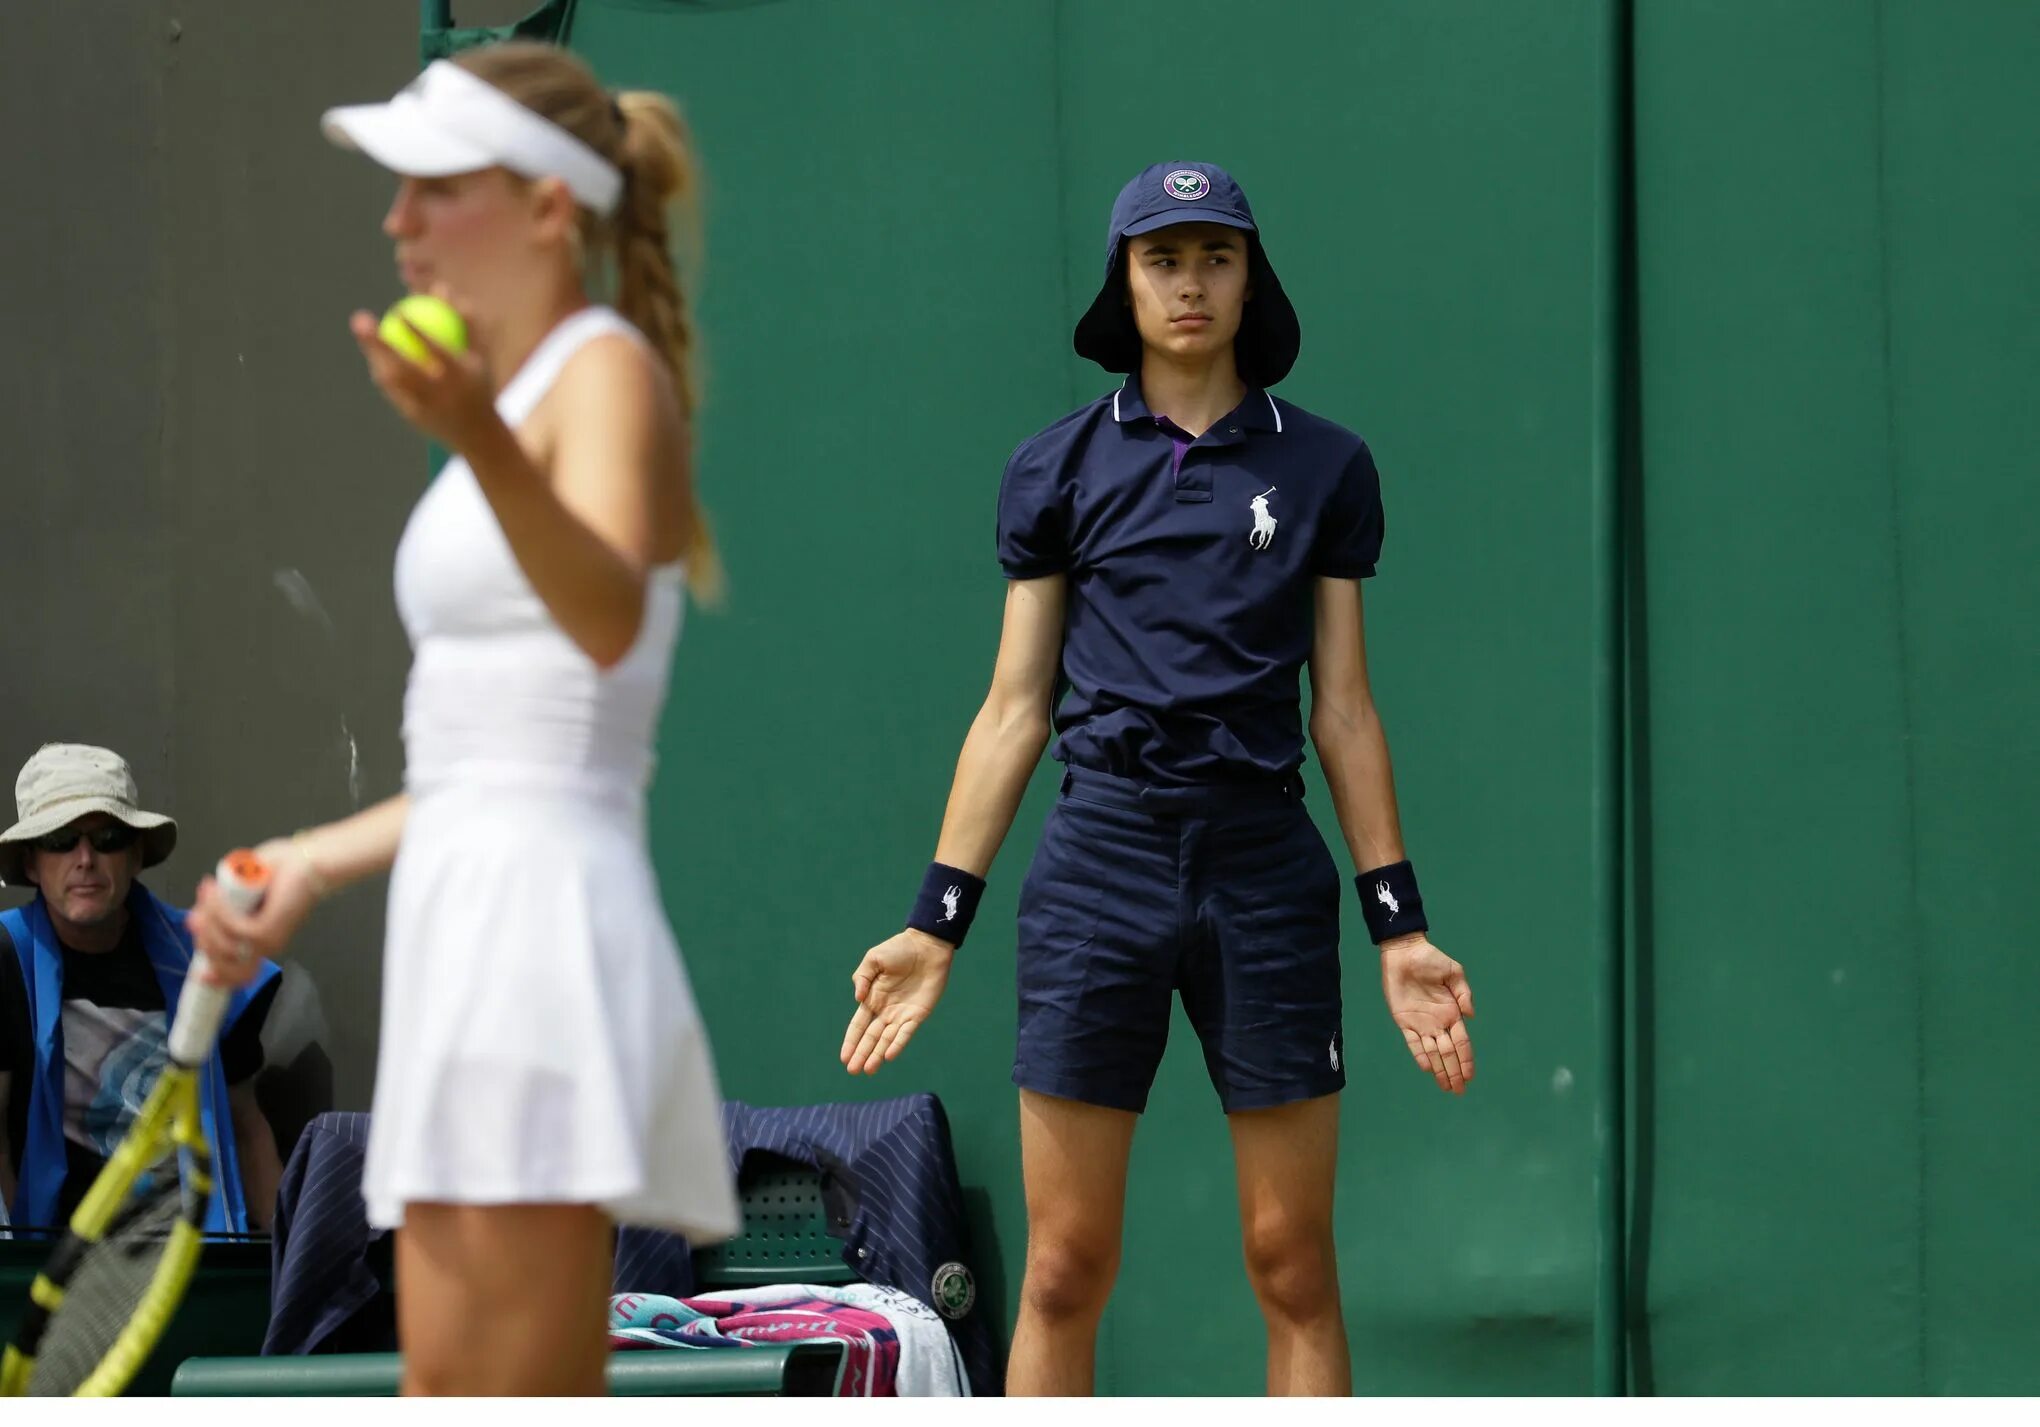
495, 306, 643, 427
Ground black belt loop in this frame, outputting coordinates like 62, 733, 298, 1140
1060, 767, 1074, 796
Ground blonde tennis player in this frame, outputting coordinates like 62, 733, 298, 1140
188, 42, 737, 1395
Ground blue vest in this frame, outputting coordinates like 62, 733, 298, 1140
3, 887, 277, 1233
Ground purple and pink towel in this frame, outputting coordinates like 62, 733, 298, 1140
608, 1283, 969, 1396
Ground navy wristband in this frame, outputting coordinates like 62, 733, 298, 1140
908, 862, 985, 947
1357, 860, 1428, 943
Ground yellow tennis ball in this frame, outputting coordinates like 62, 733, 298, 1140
378, 295, 468, 366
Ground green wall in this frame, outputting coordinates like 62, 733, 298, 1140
1631, 0, 2040, 1396
564, 0, 1614, 1397
427, 0, 2035, 1395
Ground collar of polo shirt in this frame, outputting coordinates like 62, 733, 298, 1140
1111, 380, 1285, 435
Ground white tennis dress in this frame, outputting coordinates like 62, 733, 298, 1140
363, 305, 739, 1242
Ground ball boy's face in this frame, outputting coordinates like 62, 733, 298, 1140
1123, 222, 1252, 365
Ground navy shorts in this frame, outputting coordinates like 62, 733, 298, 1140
1012, 765, 1346, 1114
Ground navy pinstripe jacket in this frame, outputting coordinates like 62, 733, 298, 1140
263, 1095, 996, 1394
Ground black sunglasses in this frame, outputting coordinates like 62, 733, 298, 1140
32, 824, 142, 856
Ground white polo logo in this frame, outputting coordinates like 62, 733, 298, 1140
1249, 487, 1278, 550
940, 885, 962, 922
1166, 169, 1210, 201
1374, 881, 1400, 918
1329, 1037, 1342, 1073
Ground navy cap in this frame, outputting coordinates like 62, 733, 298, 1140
1073, 162, 1302, 386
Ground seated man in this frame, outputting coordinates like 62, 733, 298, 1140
0, 743, 281, 1232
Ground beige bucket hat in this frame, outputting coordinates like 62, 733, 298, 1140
0, 743, 178, 886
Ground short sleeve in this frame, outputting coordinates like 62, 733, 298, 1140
1314, 442, 1385, 579
995, 439, 1069, 579
220, 976, 281, 1085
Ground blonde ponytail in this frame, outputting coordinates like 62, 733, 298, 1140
454, 42, 723, 605
611, 92, 723, 603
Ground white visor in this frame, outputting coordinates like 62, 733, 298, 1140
321, 59, 622, 217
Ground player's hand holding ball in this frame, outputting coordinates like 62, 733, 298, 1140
351, 288, 500, 455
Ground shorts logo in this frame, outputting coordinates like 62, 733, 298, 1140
1249, 487, 1278, 550
940, 885, 962, 922
932, 1262, 976, 1320
1330, 1036, 1342, 1073
1166, 169, 1211, 201
1374, 881, 1400, 918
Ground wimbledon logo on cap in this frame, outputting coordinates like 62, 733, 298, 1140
1166, 169, 1211, 201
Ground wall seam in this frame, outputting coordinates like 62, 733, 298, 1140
1868, 0, 1930, 1396
1614, 0, 1655, 1396
1593, 0, 1632, 1394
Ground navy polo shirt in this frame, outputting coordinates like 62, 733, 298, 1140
997, 378, 1385, 786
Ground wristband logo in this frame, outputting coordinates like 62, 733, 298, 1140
940, 885, 962, 922
1374, 880, 1400, 918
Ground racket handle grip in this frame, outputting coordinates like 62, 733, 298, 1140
170, 852, 271, 1068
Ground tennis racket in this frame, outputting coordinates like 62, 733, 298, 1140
0, 850, 271, 1397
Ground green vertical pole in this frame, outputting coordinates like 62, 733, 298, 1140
417, 1, 453, 476
1593, 0, 1634, 1398
421, 2, 452, 63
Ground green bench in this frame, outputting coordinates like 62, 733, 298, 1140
170, 1343, 846, 1397
172, 1158, 858, 1397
